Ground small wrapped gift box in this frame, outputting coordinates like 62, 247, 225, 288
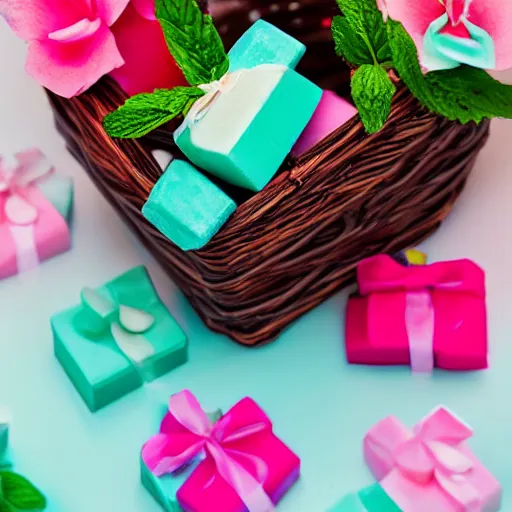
174, 20, 322, 192
142, 159, 236, 251
51, 266, 188, 412
141, 407, 223, 512
142, 390, 300, 512
291, 90, 357, 158
328, 483, 400, 511
0, 149, 72, 280
362, 407, 502, 511
0, 408, 11, 469
345, 255, 487, 372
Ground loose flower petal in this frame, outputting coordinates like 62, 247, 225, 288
132, 0, 156, 20
95, 0, 131, 26
48, 18, 102, 43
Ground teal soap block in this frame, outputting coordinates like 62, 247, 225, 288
329, 484, 401, 512
228, 19, 306, 72
142, 160, 236, 251
175, 67, 322, 191
141, 409, 222, 511
51, 266, 188, 412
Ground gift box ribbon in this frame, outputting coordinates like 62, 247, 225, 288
364, 407, 482, 511
142, 390, 276, 512
357, 255, 485, 373
0, 149, 55, 273
175, 64, 288, 139
73, 286, 158, 381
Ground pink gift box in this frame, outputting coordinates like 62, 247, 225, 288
142, 390, 300, 512
363, 407, 502, 511
291, 90, 357, 157
0, 150, 72, 280
345, 255, 487, 372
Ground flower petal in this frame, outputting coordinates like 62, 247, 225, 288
132, 0, 156, 20
94, 0, 131, 26
0, 0, 91, 40
468, 1, 512, 70
110, 5, 185, 95
25, 23, 124, 97
385, 0, 446, 58
48, 17, 102, 42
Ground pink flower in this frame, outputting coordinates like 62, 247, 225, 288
0, 0, 131, 97
378, 0, 512, 71
110, 0, 186, 96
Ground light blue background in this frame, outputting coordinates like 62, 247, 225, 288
1, 20, 512, 512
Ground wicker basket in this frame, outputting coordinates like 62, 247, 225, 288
46, 0, 490, 346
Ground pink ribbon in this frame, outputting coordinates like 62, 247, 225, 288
142, 390, 275, 512
0, 149, 54, 226
357, 255, 485, 373
364, 407, 482, 511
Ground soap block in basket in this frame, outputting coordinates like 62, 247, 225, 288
292, 91, 358, 157
174, 21, 322, 192
142, 160, 236, 251
51, 266, 188, 412
0, 149, 72, 280
228, 19, 306, 72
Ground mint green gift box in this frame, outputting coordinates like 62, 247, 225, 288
51, 266, 188, 412
328, 483, 401, 512
174, 20, 322, 192
140, 407, 222, 511
0, 409, 11, 469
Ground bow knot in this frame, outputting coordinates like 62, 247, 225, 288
75, 287, 156, 366
0, 149, 53, 226
365, 407, 482, 510
142, 390, 275, 512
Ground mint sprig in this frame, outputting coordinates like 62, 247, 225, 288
104, 0, 229, 139
103, 87, 205, 138
334, 0, 391, 66
352, 65, 395, 134
0, 471, 47, 511
156, 0, 229, 85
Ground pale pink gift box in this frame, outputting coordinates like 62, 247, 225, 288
363, 407, 502, 512
0, 149, 72, 280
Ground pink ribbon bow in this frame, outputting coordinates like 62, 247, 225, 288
364, 407, 482, 511
0, 149, 53, 226
357, 255, 485, 373
142, 390, 275, 512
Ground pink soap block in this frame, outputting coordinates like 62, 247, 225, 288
0, 186, 71, 280
345, 255, 487, 370
291, 90, 357, 157
363, 407, 502, 512
177, 397, 300, 512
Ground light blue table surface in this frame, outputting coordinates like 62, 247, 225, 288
1, 20, 512, 512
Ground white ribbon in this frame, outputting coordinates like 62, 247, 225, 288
174, 64, 289, 140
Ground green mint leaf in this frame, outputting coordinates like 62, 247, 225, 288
103, 87, 205, 138
0, 501, 13, 512
351, 64, 395, 133
336, 0, 391, 65
387, 19, 512, 123
331, 16, 374, 66
0, 471, 46, 510
156, 0, 229, 85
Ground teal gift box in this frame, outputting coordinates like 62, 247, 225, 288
140, 408, 222, 511
328, 484, 401, 512
0, 409, 11, 469
174, 20, 322, 192
142, 159, 236, 251
52, 266, 188, 412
